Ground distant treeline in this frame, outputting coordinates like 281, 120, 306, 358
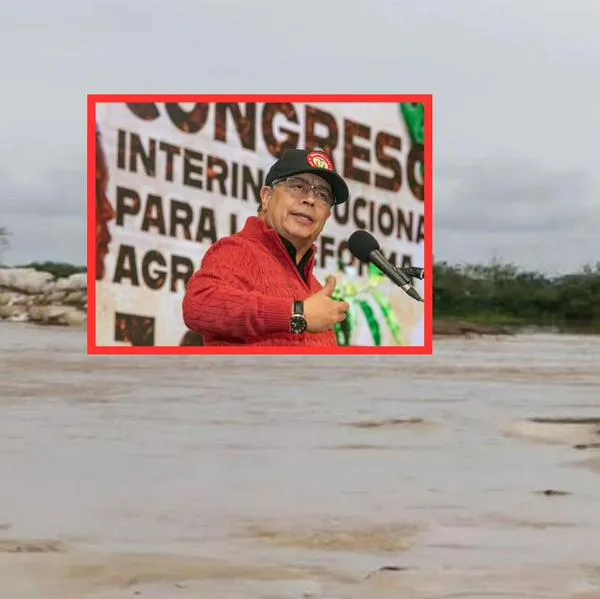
434, 261, 600, 333
13, 262, 87, 279
5, 259, 600, 333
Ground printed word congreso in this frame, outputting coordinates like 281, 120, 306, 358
120, 101, 424, 201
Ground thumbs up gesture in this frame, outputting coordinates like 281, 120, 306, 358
304, 276, 350, 333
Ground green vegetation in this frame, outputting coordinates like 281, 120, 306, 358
2, 245, 599, 333
14, 262, 87, 279
434, 261, 600, 334
1, 227, 87, 278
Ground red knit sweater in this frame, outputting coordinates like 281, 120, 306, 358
182, 217, 338, 346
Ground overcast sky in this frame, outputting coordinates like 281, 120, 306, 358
1, 0, 599, 275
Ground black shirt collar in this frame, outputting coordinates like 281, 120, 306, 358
280, 236, 313, 282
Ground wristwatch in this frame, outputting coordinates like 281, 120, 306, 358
290, 300, 308, 334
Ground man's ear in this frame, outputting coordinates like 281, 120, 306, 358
259, 186, 272, 213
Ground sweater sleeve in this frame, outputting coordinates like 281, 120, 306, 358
182, 238, 292, 341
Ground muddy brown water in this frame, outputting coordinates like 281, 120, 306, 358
0, 322, 599, 598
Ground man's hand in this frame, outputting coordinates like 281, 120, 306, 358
304, 276, 350, 333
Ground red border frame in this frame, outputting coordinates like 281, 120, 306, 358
87, 94, 434, 356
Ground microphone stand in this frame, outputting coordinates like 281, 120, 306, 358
396, 266, 425, 280
394, 266, 425, 302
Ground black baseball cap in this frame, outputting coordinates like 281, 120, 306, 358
265, 149, 349, 205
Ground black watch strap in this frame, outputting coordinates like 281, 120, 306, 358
293, 300, 304, 316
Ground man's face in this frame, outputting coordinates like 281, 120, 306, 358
260, 173, 333, 250
96, 133, 115, 281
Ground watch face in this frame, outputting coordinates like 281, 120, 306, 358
290, 314, 307, 334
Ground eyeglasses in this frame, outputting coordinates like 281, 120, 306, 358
273, 176, 334, 206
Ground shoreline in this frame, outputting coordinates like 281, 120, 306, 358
1, 267, 596, 338
0, 268, 87, 327
434, 318, 516, 337
434, 317, 600, 337
1, 317, 593, 342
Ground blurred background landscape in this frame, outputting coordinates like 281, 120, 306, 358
2, 227, 598, 337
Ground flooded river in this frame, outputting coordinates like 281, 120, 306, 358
0, 323, 599, 598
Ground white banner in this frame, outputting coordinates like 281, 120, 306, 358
94, 101, 426, 347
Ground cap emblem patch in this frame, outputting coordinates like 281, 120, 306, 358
306, 151, 334, 171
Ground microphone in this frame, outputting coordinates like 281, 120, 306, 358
348, 230, 424, 302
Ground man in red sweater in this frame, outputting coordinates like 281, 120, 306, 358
182, 149, 351, 346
